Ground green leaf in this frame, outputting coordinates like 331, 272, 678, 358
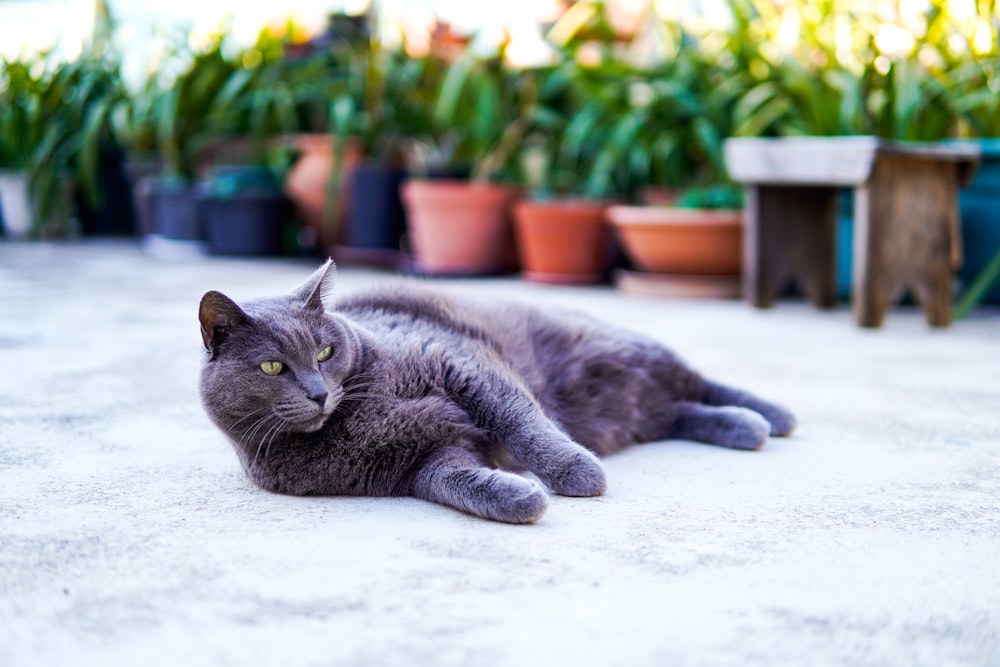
435, 54, 477, 126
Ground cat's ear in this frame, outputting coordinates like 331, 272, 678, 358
199, 291, 251, 355
292, 259, 336, 312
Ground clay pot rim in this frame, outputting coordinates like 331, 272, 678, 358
515, 198, 611, 214
404, 178, 517, 190
607, 205, 742, 227
402, 179, 521, 204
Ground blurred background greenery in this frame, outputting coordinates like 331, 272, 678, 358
1, 0, 999, 235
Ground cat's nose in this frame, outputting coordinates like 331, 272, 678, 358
307, 389, 328, 406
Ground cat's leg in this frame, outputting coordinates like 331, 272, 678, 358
446, 367, 607, 497
505, 424, 608, 497
700, 380, 797, 436
410, 447, 548, 524
669, 402, 772, 450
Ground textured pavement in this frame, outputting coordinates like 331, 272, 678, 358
1, 241, 998, 666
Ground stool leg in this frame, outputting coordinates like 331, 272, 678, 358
743, 186, 837, 309
853, 157, 957, 328
853, 184, 892, 328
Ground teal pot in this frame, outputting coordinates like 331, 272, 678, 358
836, 189, 854, 300
959, 139, 1000, 304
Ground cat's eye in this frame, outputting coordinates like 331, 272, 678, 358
317, 345, 332, 362
260, 360, 284, 376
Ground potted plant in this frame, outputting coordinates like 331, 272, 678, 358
59, 15, 133, 238
129, 34, 241, 251
558, 41, 745, 295
337, 49, 444, 266
0, 71, 35, 238
276, 50, 361, 252
197, 165, 289, 256
0, 50, 124, 239
949, 55, 1000, 311
123, 26, 312, 253
609, 185, 744, 274
400, 48, 525, 276
268, 15, 371, 252
512, 192, 612, 284
510, 61, 616, 284
189, 27, 357, 257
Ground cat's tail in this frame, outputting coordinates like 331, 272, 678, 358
700, 379, 797, 437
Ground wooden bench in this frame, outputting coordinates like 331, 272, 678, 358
725, 137, 980, 327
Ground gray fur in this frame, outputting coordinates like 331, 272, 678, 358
199, 261, 796, 524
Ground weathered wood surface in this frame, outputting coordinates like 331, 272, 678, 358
726, 136, 980, 187
744, 186, 837, 309
853, 156, 961, 327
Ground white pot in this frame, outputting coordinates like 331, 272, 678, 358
0, 171, 33, 239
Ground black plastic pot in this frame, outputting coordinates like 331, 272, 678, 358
153, 183, 202, 241
77, 146, 136, 237
347, 164, 407, 250
122, 153, 163, 238
132, 177, 160, 239
200, 190, 287, 256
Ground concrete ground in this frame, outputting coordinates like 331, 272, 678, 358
1, 241, 998, 667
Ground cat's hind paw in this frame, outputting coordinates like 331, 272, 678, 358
671, 403, 771, 451
711, 406, 771, 450
761, 404, 797, 437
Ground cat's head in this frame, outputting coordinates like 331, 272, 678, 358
198, 260, 362, 445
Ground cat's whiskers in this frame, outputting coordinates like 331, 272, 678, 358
230, 407, 267, 431
259, 416, 288, 467
343, 377, 378, 388
338, 388, 386, 402
244, 414, 271, 461
240, 414, 270, 450
250, 415, 283, 468
245, 413, 281, 467
341, 391, 386, 402
341, 375, 383, 391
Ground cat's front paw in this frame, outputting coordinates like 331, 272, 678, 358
468, 471, 548, 524
539, 447, 607, 497
497, 478, 550, 524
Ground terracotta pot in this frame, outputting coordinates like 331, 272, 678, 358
513, 199, 610, 284
283, 134, 362, 249
608, 205, 743, 275
401, 180, 519, 275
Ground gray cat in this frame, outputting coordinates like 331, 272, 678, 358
199, 261, 795, 524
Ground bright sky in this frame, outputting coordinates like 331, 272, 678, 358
1, 0, 992, 78
0, 0, 567, 58
0, 0, 576, 86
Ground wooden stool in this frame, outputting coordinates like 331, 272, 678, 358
725, 137, 980, 327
